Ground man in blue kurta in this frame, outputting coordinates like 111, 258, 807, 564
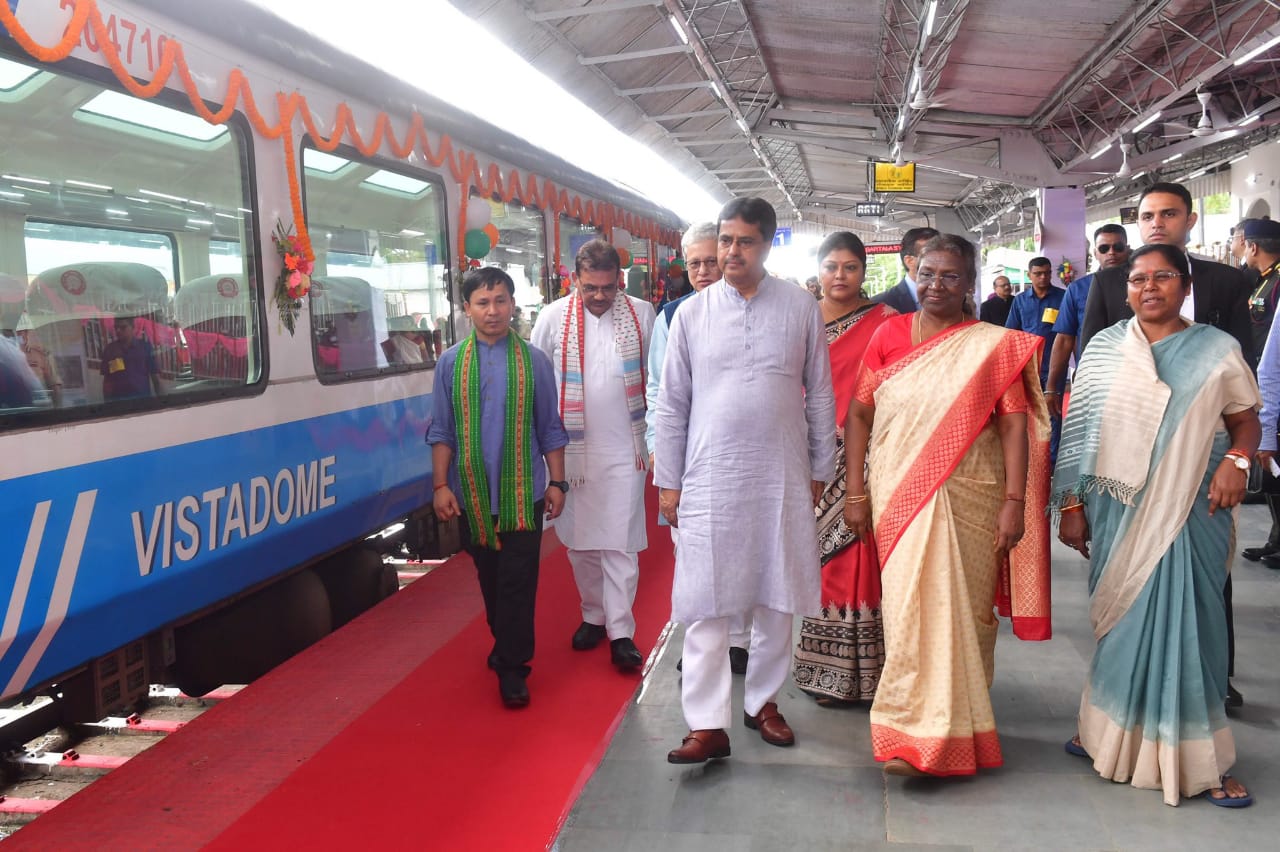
427, 267, 569, 709
1007, 255, 1065, 460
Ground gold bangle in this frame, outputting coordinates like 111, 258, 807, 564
845, 494, 868, 504
1060, 503, 1085, 514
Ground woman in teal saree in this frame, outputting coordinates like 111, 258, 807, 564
1054, 244, 1260, 807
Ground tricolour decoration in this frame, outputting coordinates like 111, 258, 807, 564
272, 220, 313, 335
464, 229, 493, 259
464, 199, 492, 231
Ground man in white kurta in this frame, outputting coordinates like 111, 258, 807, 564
646, 222, 753, 675
656, 198, 836, 764
532, 239, 656, 669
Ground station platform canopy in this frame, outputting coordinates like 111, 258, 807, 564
450, 0, 1280, 237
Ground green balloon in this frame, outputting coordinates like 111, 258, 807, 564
464, 229, 492, 258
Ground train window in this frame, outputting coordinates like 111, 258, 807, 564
653, 244, 679, 308
469, 193, 546, 339
303, 146, 449, 380
0, 64, 259, 424
210, 239, 242, 275
622, 235, 651, 302
558, 214, 601, 298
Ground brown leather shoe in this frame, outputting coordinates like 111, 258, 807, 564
744, 701, 795, 746
667, 729, 731, 764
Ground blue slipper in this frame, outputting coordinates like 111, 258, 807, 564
1200, 775, 1253, 808
1063, 738, 1088, 758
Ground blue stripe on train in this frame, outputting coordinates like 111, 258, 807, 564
0, 394, 433, 697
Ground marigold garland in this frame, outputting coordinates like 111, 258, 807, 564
0, 0, 681, 305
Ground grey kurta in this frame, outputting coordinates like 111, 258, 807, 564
654, 276, 837, 622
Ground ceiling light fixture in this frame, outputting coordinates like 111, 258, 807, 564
1234, 34, 1280, 66
2, 174, 49, 185
1090, 143, 1112, 160
668, 14, 689, 45
1133, 111, 1162, 133
923, 0, 939, 37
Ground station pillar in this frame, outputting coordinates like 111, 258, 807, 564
1036, 187, 1087, 291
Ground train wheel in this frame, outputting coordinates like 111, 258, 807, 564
171, 568, 333, 697
312, 546, 398, 629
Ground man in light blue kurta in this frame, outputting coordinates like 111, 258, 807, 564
655, 197, 836, 764
645, 221, 753, 674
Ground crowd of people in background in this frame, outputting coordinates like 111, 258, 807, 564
430, 185, 1260, 808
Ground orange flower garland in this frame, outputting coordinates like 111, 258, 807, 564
0, 0, 682, 314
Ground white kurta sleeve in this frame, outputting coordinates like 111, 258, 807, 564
654, 306, 693, 489
529, 298, 560, 361
801, 299, 838, 481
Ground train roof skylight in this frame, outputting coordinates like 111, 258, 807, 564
303, 149, 352, 174
77, 91, 228, 142
361, 170, 431, 196
0, 56, 40, 91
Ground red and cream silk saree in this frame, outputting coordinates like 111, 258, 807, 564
854, 314, 1052, 775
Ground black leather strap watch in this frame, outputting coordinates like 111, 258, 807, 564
548, 480, 570, 493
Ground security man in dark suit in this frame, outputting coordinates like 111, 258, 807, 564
871, 226, 939, 314
1080, 182, 1252, 359
1079, 180, 1252, 710
1237, 219, 1280, 567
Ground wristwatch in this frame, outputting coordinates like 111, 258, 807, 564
548, 480, 570, 493
1224, 452, 1251, 472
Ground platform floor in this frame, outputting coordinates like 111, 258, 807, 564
553, 504, 1280, 852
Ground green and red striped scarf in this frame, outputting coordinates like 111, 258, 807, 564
452, 329, 536, 549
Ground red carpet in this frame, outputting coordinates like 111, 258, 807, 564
7, 492, 675, 851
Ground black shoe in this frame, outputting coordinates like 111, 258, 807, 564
1242, 544, 1280, 562
571, 621, 607, 651
498, 671, 529, 708
1261, 555, 1280, 570
610, 637, 643, 669
729, 646, 749, 675
1226, 682, 1244, 709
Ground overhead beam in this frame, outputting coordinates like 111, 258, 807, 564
580, 45, 693, 65
617, 81, 714, 96
528, 0, 661, 23
651, 108, 732, 121
763, 108, 883, 131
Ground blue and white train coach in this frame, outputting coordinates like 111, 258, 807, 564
0, 0, 682, 719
